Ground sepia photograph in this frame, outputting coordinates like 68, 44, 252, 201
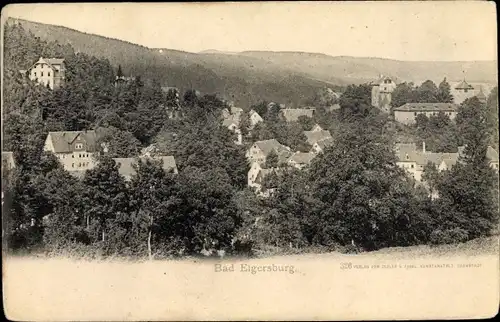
1, 1, 499, 320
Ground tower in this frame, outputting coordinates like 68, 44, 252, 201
371, 75, 396, 113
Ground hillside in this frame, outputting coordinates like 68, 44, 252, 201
6, 18, 336, 108
240, 51, 498, 84
5, 18, 497, 108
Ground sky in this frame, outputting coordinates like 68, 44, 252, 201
3, 2, 497, 61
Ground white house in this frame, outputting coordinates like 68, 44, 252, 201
249, 109, 264, 128
246, 139, 291, 165
26, 57, 66, 90
44, 130, 98, 172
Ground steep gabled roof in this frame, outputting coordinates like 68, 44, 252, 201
315, 137, 334, 150
254, 139, 290, 156
288, 152, 315, 165
304, 130, 332, 145
47, 130, 98, 153
487, 146, 499, 162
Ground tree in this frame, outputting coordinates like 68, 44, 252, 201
338, 84, 372, 121
239, 110, 251, 137
486, 87, 499, 151
308, 116, 424, 250
129, 158, 177, 258
391, 82, 416, 108
82, 157, 129, 244
117, 65, 123, 78
434, 96, 499, 242
96, 126, 142, 158
265, 150, 279, 168
415, 80, 439, 103
436, 78, 454, 103
167, 167, 241, 254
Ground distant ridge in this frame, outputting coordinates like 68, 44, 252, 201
5, 17, 498, 108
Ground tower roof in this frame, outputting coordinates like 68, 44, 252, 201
455, 80, 474, 90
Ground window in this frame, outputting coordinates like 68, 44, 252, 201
75, 143, 83, 150
72, 155, 74, 158
86, 154, 89, 157
48, 72, 51, 77
406, 154, 409, 160
414, 112, 417, 116
41, 72, 44, 77
464, 89, 468, 93
34, 72, 37, 77
411, 164, 414, 169
72, 163, 74, 168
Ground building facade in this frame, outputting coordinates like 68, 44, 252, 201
394, 103, 458, 125
44, 130, 98, 172
27, 57, 66, 90
371, 76, 396, 113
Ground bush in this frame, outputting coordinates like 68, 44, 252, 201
429, 228, 469, 245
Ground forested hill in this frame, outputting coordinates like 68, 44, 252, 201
6, 18, 496, 108
5, 18, 336, 108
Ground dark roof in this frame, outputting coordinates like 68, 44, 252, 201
455, 80, 474, 90
47, 130, 98, 153
394, 103, 458, 112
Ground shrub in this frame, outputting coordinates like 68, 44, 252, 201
429, 228, 469, 245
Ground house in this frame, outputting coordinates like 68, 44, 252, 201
452, 80, 476, 105
140, 144, 160, 157
247, 162, 281, 197
326, 103, 341, 112
44, 130, 98, 172
246, 139, 291, 165
221, 108, 231, 119
393, 103, 458, 125
230, 106, 244, 116
223, 117, 243, 145
394, 142, 463, 182
2, 152, 16, 172
249, 109, 264, 128
310, 137, 334, 154
26, 57, 66, 89
287, 152, 315, 170
487, 146, 499, 171
280, 108, 315, 122
115, 75, 136, 87
113, 156, 178, 181
310, 124, 324, 132
303, 129, 332, 146
371, 75, 396, 113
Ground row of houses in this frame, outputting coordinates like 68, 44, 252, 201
246, 124, 334, 196
395, 142, 499, 182
42, 130, 178, 180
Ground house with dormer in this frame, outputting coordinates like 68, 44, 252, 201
43, 130, 98, 172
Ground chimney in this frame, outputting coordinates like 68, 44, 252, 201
422, 141, 426, 154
